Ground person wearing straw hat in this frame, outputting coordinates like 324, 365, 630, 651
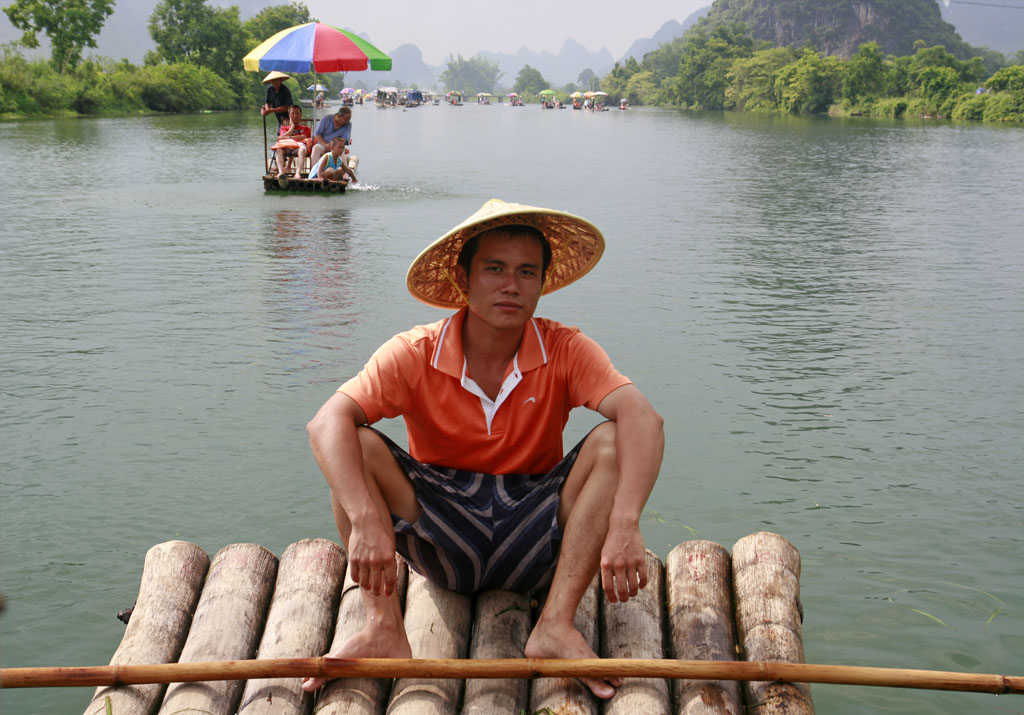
304, 199, 664, 700
260, 71, 293, 126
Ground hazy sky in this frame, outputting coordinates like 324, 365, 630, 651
305, 0, 711, 64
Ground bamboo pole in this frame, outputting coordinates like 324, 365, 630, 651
601, 549, 671, 714
4, 659, 1022, 694
666, 540, 743, 715
387, 569, 473, 714
313, 556, 409, 714
530, 574, 601, 714
157, 543, 278, 715
462, 589, 533, 714
732, 532, 813, 714
236, 538, 346, 715
82, 541, 209, 715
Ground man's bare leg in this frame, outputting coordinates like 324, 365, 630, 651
302, 428, 419, 692
524, 422, 622, 700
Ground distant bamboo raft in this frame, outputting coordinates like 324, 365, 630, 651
81, 532, 812, 715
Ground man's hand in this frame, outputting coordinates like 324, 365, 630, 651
600, 522, 648, 603
346, 515, 398, 597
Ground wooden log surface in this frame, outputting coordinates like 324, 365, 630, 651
313, 555, 409, 715
461, 589, 533, 714
83, 541, 209, 715
157, 543, 277, 715
237, 538, 346, 715
602, 549, 671, 715
387, 569, 473, 715
667, 540, 743, 715
530, 574, 601, 715
732, 532, 814, 715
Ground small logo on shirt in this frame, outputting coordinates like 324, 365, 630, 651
522, 396, 537, 406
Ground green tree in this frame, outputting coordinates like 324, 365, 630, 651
600, 57, 640, 102
667, 23, 755, 109
243, 2, 313, 48
726, 46, 798, 111
149, 0, 247, 79
774, 49, 842, 113
623, 70, 658, 105
987, 65, 1024, 93
577, 68, 597, 91
439, 54, 502, 95
4, 0, 115, 73
512, 64, 548, 95
842, 41, 885, 105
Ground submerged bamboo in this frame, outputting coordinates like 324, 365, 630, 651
236, 538, 346, 715
461, 589, 533, 714
666, 540, 743, 715
313, 556, 409, 715
602, 549, 671, 714
157, 543, 278, 715
732, 532, 814, 714
387, 569, 473, 715
530, 574, 602, 715
82, 540, 209, 715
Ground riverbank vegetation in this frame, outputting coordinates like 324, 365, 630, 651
1, 0, 315, 117
601, 23, 1024, 123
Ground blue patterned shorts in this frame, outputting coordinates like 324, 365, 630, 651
366, 427, 585, 595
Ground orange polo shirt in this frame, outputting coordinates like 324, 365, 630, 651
338, 308, 632, 475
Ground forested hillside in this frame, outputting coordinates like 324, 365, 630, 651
698, 0, 974, 59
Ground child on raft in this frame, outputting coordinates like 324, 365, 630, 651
309, 137, 357, 184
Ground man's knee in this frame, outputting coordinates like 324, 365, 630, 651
581, 421, 618, 469
356, 426, 390, 465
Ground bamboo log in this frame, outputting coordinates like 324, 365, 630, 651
236, 539, 346, 715
5, 658, 1023, 694
666, 540, 743, 715
387, 569, 473, 715
313, 555, 409, 715
82, 541, 209, 715
732, 532, 814, 715
530, 574, 601, 715
157, 543, 277, 715
461, 589, 533, 714
602, 549, 671, 714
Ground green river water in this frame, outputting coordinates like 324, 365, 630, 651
1, 105, 1022, 713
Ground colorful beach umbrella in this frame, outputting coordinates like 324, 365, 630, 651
243, 22, 392, 74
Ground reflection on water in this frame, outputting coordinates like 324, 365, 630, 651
1, 109, 1023, 715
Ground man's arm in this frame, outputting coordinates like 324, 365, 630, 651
595, 383, 664, 603
307, 391, 398, 596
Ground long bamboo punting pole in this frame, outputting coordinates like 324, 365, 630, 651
3, 659, 1022, 694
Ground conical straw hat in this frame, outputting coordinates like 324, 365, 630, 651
407, 199, 605, 309
262, 70, 291, 84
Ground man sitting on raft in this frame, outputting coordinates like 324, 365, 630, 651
303, 200, 664, 700
309, 106, 352, 175
271, 105, 311, 178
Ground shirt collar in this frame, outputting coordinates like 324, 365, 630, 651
430, 307, 549, 378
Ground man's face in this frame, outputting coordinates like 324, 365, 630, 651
334, 112, 350, 127
289, 107, 302, 123
459, 231, 544, 333
270, 79, 282, 89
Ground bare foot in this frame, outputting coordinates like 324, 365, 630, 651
301, 621, 412, 692
525, 617, 620, 700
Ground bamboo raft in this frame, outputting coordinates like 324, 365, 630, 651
262, 174, 349, 193
77, 531, 813, 715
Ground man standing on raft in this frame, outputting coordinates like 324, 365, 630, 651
303, 200, 664, 699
